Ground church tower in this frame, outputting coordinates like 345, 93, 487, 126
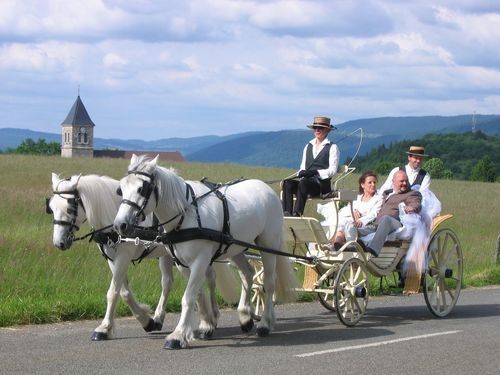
61, 95, 95, 158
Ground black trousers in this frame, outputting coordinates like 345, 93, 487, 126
282, 177, 331, 215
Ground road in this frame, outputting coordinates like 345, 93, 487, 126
1, 286, 499, 375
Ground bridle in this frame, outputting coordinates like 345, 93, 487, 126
117, 170, 158, 223
46, 189, 86, 236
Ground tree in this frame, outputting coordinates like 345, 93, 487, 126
423, 158, 453, 179
10, 138, 60, 156
374, 161, 393, 175
471, 156, 497, 182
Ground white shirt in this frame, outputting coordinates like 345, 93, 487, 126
299, 138, 339, 180
338, 193, 383, 228
378, 164, 431, 193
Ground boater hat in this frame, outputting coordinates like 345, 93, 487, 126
406, 145, 429, 157
307, 116, 337, 130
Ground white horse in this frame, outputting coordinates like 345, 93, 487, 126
113, 155, 296, 349
48, 173, 238, 341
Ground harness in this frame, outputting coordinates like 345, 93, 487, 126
159, 177, 242, 267
123, 171, 317, 266
47, 183, 162, 264
46, 189, 86, 234
91, 220, 163, 264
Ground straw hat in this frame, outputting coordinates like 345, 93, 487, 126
406, 145, 429, 157
307, 116, 336, 130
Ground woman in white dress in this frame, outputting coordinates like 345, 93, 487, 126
329, 170, 383, 250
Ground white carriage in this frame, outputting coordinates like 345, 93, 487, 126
251, 166, 464, 326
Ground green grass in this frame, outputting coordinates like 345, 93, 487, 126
0, 154, 499, 327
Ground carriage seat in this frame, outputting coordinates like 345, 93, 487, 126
280, 165, 356, 203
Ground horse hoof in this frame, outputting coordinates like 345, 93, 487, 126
240, 319, 254, 333
144, 318, 163, 332
91, 331, 109, 341
256, 327, 270, 337
198, 330, 214, 340
164, 339, 183, 350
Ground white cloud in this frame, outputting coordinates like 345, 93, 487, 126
0, 0, 499, 139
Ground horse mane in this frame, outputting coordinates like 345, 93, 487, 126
128, 155, 188, 216
77, 175, 121, 229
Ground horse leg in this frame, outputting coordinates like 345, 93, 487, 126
165, 259, 210, 349
91, 255, 128, 341
119, 277, 158, 332
176, 264, 218, 340
196, 266, 219, 339
230, 252, 256, 333
255, 252, 277, 337
149, 254, 174, 332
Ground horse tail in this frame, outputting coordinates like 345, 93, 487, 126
212, 262, 240, 304
274, 242, 300, 303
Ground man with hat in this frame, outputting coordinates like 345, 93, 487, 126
282, 116, 340, 216
378, 145, 431, 193
377, 145, 430, 287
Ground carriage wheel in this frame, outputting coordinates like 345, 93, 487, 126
334, 258, 369, 327
317, 273, 336, 311
248, 258, 264, 321
423, 228, 463, 318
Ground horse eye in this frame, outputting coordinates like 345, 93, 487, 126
116, 187, 122, 196
137, 187, 143, 194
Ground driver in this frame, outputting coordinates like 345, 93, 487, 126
282, 116, 339, 217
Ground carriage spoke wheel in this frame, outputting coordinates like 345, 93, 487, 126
249, 258, 264, 321
423, 228, 463, 318
317, 273, 336, 311
334, 258, 368, 327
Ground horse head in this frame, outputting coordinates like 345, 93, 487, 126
47, 173, 86, 250
114, 154, 160, 237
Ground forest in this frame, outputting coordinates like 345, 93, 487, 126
352, 131, 499, 181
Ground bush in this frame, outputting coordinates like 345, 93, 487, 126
471, 156, 497, 182
424, 158, 453, 179
10, 138, 60, 156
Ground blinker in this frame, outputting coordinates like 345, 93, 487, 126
45, 197, 53, 214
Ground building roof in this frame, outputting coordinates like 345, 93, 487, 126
61, 95, 95, 127
93, 150, 185, 162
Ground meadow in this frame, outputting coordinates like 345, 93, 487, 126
1, 154, 499, 327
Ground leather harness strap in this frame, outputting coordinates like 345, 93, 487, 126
161, 178, 244, 266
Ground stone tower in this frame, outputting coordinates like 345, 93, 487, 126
61, 95, 95, 158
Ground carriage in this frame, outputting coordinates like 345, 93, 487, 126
111, 154, 463, 348
250, 165, 464, 326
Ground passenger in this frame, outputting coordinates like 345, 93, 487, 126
358, 170, 422, 258
282, 116, 339, 217
378, 145, 431, 193
326, 170, 382, 251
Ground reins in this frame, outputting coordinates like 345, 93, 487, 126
120, 171, 317, 265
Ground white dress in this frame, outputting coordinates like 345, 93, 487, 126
340, 193, 383, 241
317, 193, 382, 240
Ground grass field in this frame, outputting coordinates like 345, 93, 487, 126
1, 154, 499, 327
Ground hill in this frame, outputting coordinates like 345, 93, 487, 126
353, 131, 500, 180
186, 114, 500, 167
0, 128, 256, 156
2, 114, 500, 168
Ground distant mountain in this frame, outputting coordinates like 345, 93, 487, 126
0, 128, 61, 149
2, 115, 499, 168
186, 114, 500, 167
0, 128, 258, 156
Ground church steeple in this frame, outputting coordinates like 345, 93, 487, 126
60, 95, 95, 158
61, 95, 95, 127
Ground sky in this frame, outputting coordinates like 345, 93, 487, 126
1, 0, 500, 140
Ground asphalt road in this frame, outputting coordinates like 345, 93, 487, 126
1, 286, 499, 375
